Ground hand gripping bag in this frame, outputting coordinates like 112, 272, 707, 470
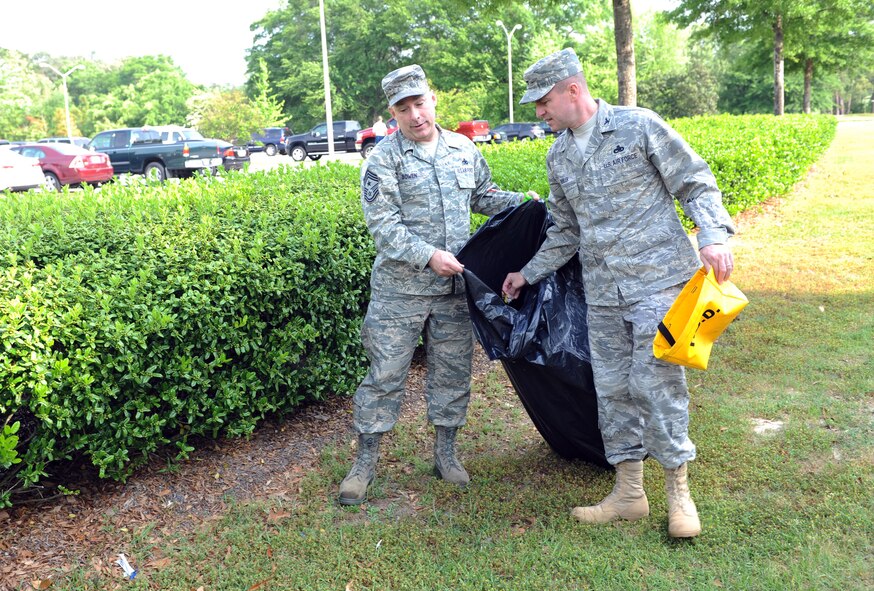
456, 200, 609, 468
653, 267, 748, 370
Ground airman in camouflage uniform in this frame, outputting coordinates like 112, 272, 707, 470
339, 64, 530, 505
502, 48, 736, 538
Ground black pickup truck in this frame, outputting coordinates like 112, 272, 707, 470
284, 120, 361, 161
88, 127, 226, 181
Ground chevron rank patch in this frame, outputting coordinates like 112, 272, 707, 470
362, 169, 381, 203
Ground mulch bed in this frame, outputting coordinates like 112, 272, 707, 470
0, 347, 500, 590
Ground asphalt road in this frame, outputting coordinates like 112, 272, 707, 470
247, 150, 364, 173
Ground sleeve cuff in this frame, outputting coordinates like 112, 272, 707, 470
415, 246, 437, 271
696, 228, 729, 249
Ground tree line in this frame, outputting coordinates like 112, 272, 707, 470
1, 0, 871, 142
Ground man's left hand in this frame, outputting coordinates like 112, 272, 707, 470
699, 244, 734, 283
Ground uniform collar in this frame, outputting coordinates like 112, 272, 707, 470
558, 99, 616, 166
594, 99, 617, 133
397, 123, 456, 154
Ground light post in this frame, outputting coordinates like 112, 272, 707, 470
496, 20, 521, 123
319, 0, 334, 158
39, 62, 83, 141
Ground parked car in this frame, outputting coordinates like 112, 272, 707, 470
490, 122, 546, 143
355, 118, 399, 159
285, 120, 361, 161
11, 143, 113, 190
0, 147, 45, 192
454, 120, 492, 144
216, 141, 251, 172
536, 121, 558, 137
249, 127, 292, 156
87, 127, 225, 181
38, 136, 91, 148
149, 125, 250, 172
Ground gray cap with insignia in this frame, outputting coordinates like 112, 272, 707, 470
519, 48, 583, 104
382, 64, 430, 107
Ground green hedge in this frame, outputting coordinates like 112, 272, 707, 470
0, 165, 373, 505
0, 114, 836, 506
480, 113, 837, 228
671, 114, 837, 224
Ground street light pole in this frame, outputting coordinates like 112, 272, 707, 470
319, 0, 335, 158
496, 20, 521, 123
39, 63, 84, 141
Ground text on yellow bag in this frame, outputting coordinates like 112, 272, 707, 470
653, 268, 749, 370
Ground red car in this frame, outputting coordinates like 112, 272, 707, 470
11, 143, 114, 190
454, 120, 492, 144
355, 118, 399, 159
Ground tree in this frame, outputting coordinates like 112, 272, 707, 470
187, 89, 255, 142
786, 0, 874, 113
638, 41, 719, 119
0, 49, 52, 139
247, 0, 619, 128
669, 0, 814, 115
188, 62, 288, 143
250, 59, 287, 128
612, 0, 636, 106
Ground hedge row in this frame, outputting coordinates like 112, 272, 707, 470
0, 114, 836, 506
1, 165, 373, 505
670, 114, 837, 224
481, 113, 837, 228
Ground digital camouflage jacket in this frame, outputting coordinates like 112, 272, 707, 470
362, 126, 525, 295
522, 100, 735, 306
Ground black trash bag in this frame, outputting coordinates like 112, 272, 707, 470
457, 200, 610, 469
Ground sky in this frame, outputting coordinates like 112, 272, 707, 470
0, 0, 284, 87
0, 0, 677, 87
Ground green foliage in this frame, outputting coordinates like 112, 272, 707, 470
187, 63, 288, 143
0, 52, 200, 139
668, 0, 874, 115
671, 113, 837, 221
0, 166, 373, 503
435, 87, 488, 131
639, 42, 720, 119
248, 0, 618, 129
0, 49, 53, 140
481, 113, 836, 229
0, 421, 21, 469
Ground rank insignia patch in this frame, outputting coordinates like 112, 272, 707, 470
362, 169, 380, 203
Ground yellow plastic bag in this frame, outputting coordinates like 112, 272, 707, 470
653, 268, 749, 370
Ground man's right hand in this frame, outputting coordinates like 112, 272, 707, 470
501, 272, 528, 301
428, 250, 465, 277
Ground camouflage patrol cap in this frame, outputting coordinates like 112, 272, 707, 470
519, 48, 583, 104
382, 64, 430, 107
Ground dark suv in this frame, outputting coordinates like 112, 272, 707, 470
249, 127, 292, 156
490, 122, 546, 143
285, 120, 361, 161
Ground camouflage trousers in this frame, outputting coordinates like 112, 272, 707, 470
353, 291, 474, 434
587, 283, 696, 469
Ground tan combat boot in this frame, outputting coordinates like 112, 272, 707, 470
338, 433, 381, 505
664, 463, 701, 538
572, 460, 649, 524
434, 426, 470, 486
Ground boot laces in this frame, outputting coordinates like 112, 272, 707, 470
348, 439, 377, 479
436, 430, 463, 471
667, 472, 695, 514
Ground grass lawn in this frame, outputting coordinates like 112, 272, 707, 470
52, 117, 873, 590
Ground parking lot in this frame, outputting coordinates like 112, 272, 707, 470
247, 150, 363, 173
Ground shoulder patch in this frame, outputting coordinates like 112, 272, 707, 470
362, 169, 380, 203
